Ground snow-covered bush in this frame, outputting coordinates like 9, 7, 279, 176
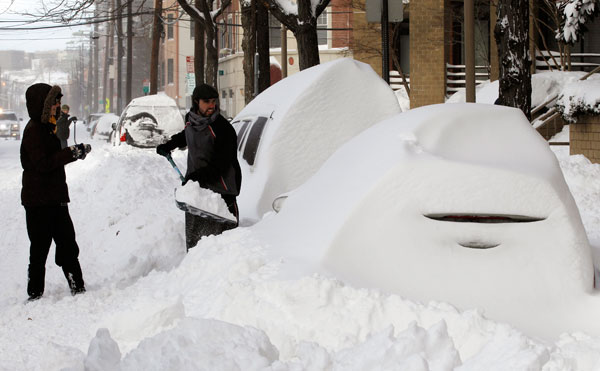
556, 79, 600, 122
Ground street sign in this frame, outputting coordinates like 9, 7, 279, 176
218, 70, 224, 76
142, 79, 150, 95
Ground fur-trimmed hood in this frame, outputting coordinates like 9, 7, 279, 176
26, 83, 63, 123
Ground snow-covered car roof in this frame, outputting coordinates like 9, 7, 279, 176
256, 103, 595, 340
232, 58, 401, 224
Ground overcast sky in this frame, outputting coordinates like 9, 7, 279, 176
0, 0, 91, 52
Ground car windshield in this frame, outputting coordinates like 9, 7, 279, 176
0, 113, 17, 121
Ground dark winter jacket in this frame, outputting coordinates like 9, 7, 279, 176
163, 109, 241, 196
21, 83, 76, 207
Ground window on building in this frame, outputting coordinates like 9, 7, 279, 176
190, 19, 195, 39
167, 58, 174, 84
222, 90, 227, 113
317, 9, 328, 46
268, 13, 281, 48
167, 14, 174, 39
228, 89, 234, 116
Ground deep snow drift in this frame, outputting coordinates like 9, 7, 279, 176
2, 109, 600, 369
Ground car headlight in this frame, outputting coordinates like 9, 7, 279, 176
0, 124, 7, 129
12, 124, 18, 129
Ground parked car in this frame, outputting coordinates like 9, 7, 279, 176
91, 113, 119, 142
257, 103, 593, 340
0, 110, 22, 140
231, 58, 401, 224
85, 113, 108, 132
114, 94, 185, 148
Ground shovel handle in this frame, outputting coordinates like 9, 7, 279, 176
166, 154, 186, 182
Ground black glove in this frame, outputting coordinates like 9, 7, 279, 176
70, 143, 92, 160
156, 143, 171, 157
68, 116, 77, 123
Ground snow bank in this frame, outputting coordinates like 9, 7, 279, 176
233, 58, 401, 223
257, 103, 596, 340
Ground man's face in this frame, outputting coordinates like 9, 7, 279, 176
197, 98, 217, 117
62, 109, 69, 115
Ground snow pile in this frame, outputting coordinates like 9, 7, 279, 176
3, 95, 600, 368
175, 182, 236, 221
556, 79, 600, 122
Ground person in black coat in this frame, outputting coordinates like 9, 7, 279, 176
21, 83, 92, 301
156, 84, 241, 251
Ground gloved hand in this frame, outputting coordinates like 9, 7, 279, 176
156, 143, 171, 157
70, 143, 92, 160
68, 116, 77, 123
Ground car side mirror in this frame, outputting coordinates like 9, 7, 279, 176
272, 194, 289, 213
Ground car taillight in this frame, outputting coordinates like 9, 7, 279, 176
120, 132, 127, 142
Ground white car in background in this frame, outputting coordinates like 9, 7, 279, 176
91, 113, 119, 142
114, 94, 184, 148
0, 111, 22, 140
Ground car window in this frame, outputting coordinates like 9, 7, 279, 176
236, 120, 250, 149
0, 113, 17, 121
243, 116, 267, 166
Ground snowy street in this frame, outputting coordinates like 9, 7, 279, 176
1, 121, 600, 369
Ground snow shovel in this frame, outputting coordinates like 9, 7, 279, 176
164, 154, 237, 226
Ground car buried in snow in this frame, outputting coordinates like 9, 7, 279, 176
255, 103, 600, 341
231, 58, 402, 225
113, 94, 185, 148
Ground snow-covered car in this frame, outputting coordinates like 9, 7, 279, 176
91, 113, 119, 142
231, 58, 402, 224
114, 94, 185, 148
256, 103, 596, 340
0, 111, 21, 140
85, 113, 108, 132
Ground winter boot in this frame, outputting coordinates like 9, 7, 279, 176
62, 262, 85, 296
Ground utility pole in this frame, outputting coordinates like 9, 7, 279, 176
126, 0, 133, 104
150, 0, 163, 94
465, 0, 475, 102
93, 16, 99, 113
116, 0, 124, 114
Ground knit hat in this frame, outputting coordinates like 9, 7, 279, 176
192, 84, 218, 101
62, 104, 70, 111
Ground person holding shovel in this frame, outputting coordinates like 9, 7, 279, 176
156, 84, 241, 251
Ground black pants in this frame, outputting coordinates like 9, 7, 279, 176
25, 205, 85, 298
185, 196, 238, 251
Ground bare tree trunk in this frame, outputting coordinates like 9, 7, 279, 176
295, 0, 320, 70
205, 24, 218, 88
494, 0, 531, 120
194, 0, 205, 85
150, 0, 163, 94
256, 0, 270, 92
241, 0, 255, 103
